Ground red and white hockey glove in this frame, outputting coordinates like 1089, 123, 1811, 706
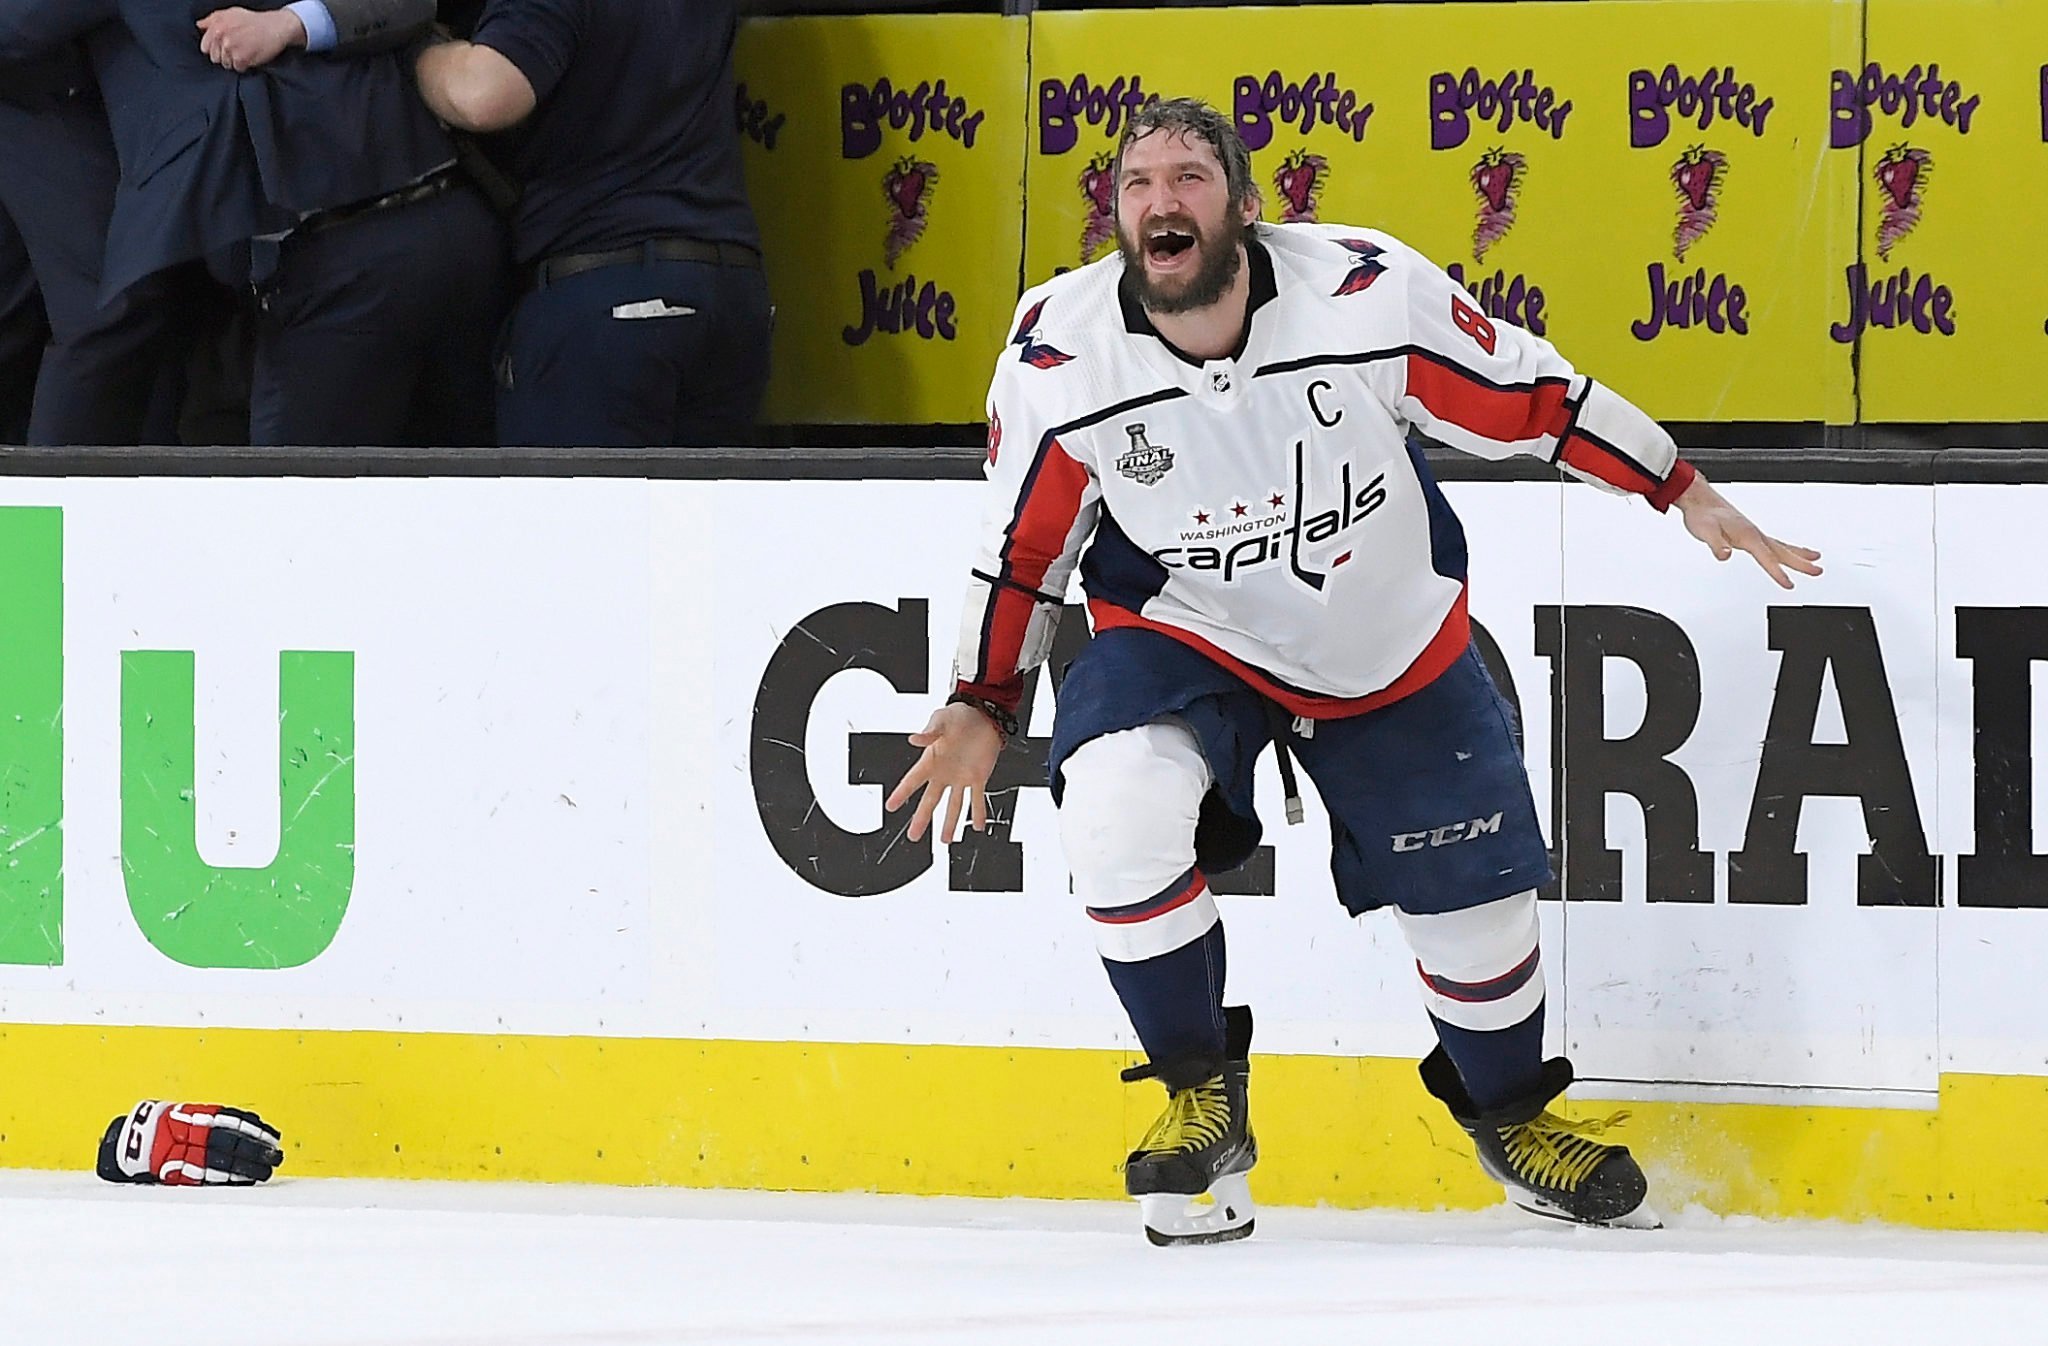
96, 1100, 285, 1186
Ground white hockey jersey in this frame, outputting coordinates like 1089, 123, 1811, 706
954, 223, 1694, 719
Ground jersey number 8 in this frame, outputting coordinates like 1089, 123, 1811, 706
1450, 295, 1498, 356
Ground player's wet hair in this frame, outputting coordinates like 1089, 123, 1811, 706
1113, 97, 1259, 228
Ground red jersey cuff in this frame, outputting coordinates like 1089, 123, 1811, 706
1646, 457, 1697, 513
954, 678, 1024, 715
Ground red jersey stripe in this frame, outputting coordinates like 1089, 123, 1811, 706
1405, 354, 1572, 445
1000, 436, 1090, 593
970, 586, 1041, 706
1559, 431, 1658, 496
971, 436, 1090, 699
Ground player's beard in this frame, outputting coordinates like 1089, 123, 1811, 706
1118, 212, 1245, 316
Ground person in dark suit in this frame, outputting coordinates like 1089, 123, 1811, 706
0, 0, 511, 448
413, 0, 771, 449
0, 217, 43, 444
0, 48, 190, 446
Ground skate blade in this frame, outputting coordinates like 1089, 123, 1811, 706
1607, 1202, 1664, 1230
1515, 1197, 1664, 1231
1138, 1172, 1256, 1247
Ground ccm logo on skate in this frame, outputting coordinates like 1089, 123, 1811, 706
1391, 812, 1503, 853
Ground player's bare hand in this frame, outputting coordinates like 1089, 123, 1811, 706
1674, 473, 1823, 589
885, 703, 1004, 844
197, 8, 307, 73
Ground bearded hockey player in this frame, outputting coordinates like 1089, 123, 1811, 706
887, 96, 1821, 1245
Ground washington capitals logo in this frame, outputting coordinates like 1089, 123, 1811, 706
1670, 146, 1728, 261
1273, 149, 1330, 224
882, 156, 939, 270
1011, 298, 1073, 369
1470, 148, 1527, 263
1333, 239, 1388, 296
1874, 144, 1933, 260
1078, 151, 1117, 264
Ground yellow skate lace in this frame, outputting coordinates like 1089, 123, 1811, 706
1499, 1109, 1631, 1192
1133, 1077, 1231, 1157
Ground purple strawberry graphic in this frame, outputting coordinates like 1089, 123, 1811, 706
1878, 151, 1921, 209
1273, 150, 1329, 224
1670, 146, 1727, 261
1675, 155, 1715, 211
1078, 151, 1117, 264
1469, 148, 1526, 263
1475, 155, 1516, 213
888, 164, 927, 218
1082, 160, 1114, 217
1873, 144, 1932, 260
881, 156, 939, 270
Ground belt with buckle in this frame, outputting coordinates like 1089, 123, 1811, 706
532, 237, 763, 289
298, 169, 459, 238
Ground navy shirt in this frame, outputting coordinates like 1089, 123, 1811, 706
473, 0, 760, 265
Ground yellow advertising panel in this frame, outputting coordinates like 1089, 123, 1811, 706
735, 16, 1026, 424
1027, 2, 1858, 424
1855, 0, 2048, 422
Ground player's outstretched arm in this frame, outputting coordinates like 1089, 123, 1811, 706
886, 703, 1004, 843
1672, 471, 1823, 589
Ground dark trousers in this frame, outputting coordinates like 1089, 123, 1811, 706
0, 90, 190, 447
251, 182, 511, 448
0, 221, 40, 443
1, 202, 185, 449
29, 265, 193, 447
495, 254, 772, 448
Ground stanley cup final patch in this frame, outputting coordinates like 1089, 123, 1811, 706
1117, 423, 1175, 486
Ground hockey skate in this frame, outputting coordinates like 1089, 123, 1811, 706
1420, 1046, 1661, 1229
1120, 1005, 1257, 1246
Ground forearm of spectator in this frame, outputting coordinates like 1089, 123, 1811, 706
414, 39, 536, 133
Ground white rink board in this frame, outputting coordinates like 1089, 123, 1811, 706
1556, 483, 1940, 1090
1936, 485, 2048, 1076
0, 479, 656, 1035
4, 476, 2048, 1091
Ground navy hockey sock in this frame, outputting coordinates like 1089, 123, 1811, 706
1101, 922, 1229, 1077
1428, 1004, 1545, 1113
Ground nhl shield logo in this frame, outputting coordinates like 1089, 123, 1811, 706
1117, 423, 1175, 486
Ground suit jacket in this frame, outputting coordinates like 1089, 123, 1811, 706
0, 0, 448, 300
328, 0, 439, 53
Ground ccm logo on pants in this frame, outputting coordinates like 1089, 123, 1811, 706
1391, 812, 1503, 853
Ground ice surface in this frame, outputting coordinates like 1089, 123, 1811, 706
4, 1171, 2046, 1345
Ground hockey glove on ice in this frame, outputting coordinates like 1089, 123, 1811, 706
96, 1100, 285, 1186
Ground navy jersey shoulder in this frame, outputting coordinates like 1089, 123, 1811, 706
473, 0, 760, 264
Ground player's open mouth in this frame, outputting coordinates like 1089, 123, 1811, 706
1146, 229, 1196, 266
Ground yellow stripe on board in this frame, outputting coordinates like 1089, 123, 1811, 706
3, 1025, 2045, 1230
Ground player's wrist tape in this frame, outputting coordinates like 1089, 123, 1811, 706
947, 692, 1019, 743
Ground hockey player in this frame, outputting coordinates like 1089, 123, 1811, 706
886, 97, 1820, 1244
